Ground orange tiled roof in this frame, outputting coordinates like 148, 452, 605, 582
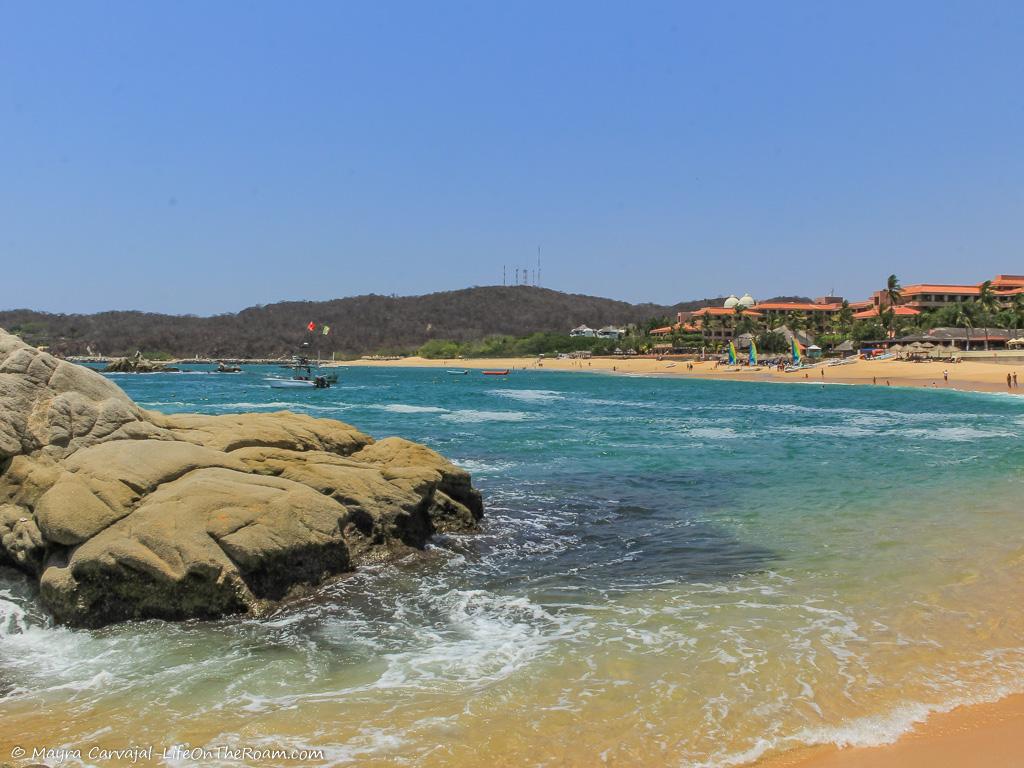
753, 302, 841, 312
853, 306, 921, 319
650, 323, 701, 336
847, 300, 872, 310
901, 284, 980, 295
690, 307, 763, 317
991, 274, 1024, 288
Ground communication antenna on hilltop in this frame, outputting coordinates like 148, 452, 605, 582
503, 265, 506, 286
537, 246, 541, 287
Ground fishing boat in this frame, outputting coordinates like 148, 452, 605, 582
267, 378, 317, 389
265, 364, 332, 389
482, 369, 510, 376
214, 362, 241, 373
446, 369, 469, 375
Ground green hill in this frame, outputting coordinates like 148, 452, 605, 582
0, 286, 718, 358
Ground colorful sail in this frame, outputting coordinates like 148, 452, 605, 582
749, 339, 758, 366
727, 342, 737, 365
791, 337, 801, 364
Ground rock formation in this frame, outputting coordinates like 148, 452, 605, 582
0, 329, 483, 627
102, 357, 177, 373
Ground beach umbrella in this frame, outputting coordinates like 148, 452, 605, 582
921, 342, 935, 348
890, 344, 904, 352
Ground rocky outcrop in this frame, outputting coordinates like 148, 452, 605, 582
103, 358, 177, 373
0, 329, 483, 627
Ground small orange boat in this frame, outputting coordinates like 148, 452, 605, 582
482, 369, 510, 376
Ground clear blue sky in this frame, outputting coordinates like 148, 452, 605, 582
2, 1, 1022, 315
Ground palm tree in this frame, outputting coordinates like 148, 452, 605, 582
954, 304, 974, 351
884, 274, 902, 308
977, 280, 999, 315
702, 313, 722, 348
879, 275, 902, 336
1012, 293, 1024, 331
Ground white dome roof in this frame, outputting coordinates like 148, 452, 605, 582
738, 293, 755, 308
723, 295, 739, 308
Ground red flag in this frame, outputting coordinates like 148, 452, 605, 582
307, 321, 316, 332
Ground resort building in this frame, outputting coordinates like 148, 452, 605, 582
596, 326, 626, 339
748, 299, 842, 331
569, 325, 596, 338
644, 272, 1021, 348
871, 274, 1024, 311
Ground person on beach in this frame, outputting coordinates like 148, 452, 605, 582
1009, 373, 1013, 389
1014, 372, 1019, 388
943, 369, 949, 383
873, 376, 877, 385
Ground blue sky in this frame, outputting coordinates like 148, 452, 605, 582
2, 1, 1022, 315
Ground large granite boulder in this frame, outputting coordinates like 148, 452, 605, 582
0, 329, 483, 627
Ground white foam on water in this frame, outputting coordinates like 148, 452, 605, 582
490, 389, 565, 403
902, 426, 1016, 442
452, 458, 517, 474
778, 424, 875, 438
369, 403, 449, 414
440, 409, 532, 423
372, 589, 572, 690
209, 401, 347, 412
686, 426, 741, 440
0, 585, 123, 695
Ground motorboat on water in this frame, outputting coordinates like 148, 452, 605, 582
268, 378, 318, 389
215, 362, 241, 373
266, 364, 334, 389
446, 369, 469, 375
482, 369, 510, 376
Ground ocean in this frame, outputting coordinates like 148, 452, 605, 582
2, 365, 1023, 767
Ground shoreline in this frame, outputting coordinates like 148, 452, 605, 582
752, 694, 1024, 768
333, 355, 1024, 396
340, 354, 1024, 768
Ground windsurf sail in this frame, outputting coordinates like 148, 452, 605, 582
727, 342, 738, 366
791, 337, 802, 365
749, 339, 758, 366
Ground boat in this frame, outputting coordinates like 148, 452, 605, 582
268, 378, 317, 389
214, 362, 241, 373
446, 369, 469, 375
482, 369, 510, 376
266, 364, 332, 389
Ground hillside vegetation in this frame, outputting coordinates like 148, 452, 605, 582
0, 286, 716, 358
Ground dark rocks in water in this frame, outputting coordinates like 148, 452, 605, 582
102, 358, 179, 373
0, 328, 484, 627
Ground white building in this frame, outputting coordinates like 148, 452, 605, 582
570, 325, 596, 338
596, 326, 626, 339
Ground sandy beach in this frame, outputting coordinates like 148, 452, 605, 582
337, 355, 1024, 395
755, 694, 1024, 768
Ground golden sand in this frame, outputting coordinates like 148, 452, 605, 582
754, 694, 1024, 768
336, 355, 1024, 395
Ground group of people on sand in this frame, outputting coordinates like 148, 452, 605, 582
1009, 372, 1019, 389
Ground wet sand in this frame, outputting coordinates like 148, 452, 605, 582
337, 355, 1024, 395
754, 694, 1024, 768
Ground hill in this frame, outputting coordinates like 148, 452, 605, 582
0, 286, 718, 358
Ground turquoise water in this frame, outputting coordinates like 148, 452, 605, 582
1, 366, 1023, 766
